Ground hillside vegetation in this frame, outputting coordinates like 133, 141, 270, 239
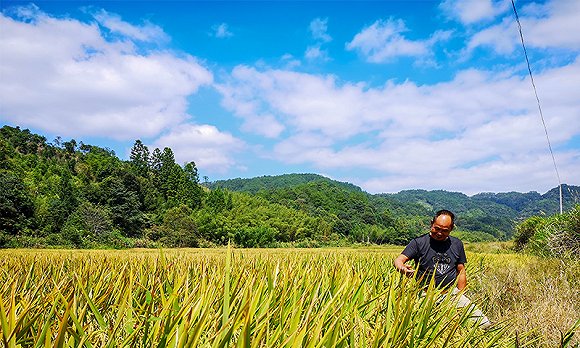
1, 125, 579, 248
213, 174, 579, 242
514, 204, 580, 258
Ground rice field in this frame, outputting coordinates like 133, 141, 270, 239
1, 246, 578, 347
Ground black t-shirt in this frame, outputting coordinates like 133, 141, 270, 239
401, 234, 467, 288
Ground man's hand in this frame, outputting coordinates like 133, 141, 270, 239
456, 263, 466, 290
394, 254, 414, 277
400, 264, 415, 276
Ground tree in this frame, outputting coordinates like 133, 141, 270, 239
62, 202, 114, 247
129, 139, 150, 177
99, 175, 144, 237
45, 169, 78, 234
151, 147, 182, 204
0, 171, 35, 237
205, 188, 233, 213
184, 161, 199, 184
0, 138, 14, 170
63, 139, 77, 154
181, 161, 204, 209
0, 125, 47, 155
234, 226, 276, 247
150, 148, 163, 172
159, 205, 198, 247
79, 145, 120, 181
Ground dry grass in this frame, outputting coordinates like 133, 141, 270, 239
467, 251, 580, 347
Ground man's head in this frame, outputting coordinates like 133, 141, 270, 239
430, 209, 455, 241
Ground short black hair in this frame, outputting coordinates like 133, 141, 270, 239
432, 209, 455, 228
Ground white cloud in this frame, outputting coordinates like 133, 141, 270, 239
465, 17, 517, 55
466, 0, 580, 54
305, 45, 329, 61
151, 124, 245, 173
237, 113, 285, 138
273, 132, 334, 162
440, 0, 509, 25
211, 23, 233, 38
346, 18, 451, 63
309, 17, 331, 43
361, 150, 577, 195
304, 18, 332, 62
219, 66, 377, 139
0, 5, 213, 140
219, 57, 580, 194
280, 54, 301, 69
93, 9, 169, 42
216, 76, 286, 138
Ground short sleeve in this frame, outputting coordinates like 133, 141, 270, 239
456, 240, 467, 264
401, 238, 418, 259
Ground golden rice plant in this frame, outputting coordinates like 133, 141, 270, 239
0, 247, 571, 347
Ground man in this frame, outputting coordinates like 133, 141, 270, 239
394, 209, 491, 328
394, 209, 466, 289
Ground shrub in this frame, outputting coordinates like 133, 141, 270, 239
233, 226, 276, 247
158, 204, 199, 247
514, 204, 580, 257
61, 201, 114, 247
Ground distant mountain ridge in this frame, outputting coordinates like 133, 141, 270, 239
211, 173, 579, 214
385, 184, 579, 216
210, 173, 362, 194
211, 174, 580, 241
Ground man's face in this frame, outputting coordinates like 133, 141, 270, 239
430, 214, 453, 241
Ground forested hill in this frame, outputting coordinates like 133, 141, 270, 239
1, 125, 578, 248
211, 173, 579, 216
211, 174, 579, 241
383, 184, 580, 218
210, 173, 361, 194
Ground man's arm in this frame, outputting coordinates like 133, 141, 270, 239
394, 254, 415, 276
456, 263, 466, 290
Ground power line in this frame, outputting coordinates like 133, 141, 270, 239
511, 0, 563, 214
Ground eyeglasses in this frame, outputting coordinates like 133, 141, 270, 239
432, 225, 452, 233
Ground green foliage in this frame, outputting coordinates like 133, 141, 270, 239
233, 226, 276, 247
514, 204, 580, 257
0, 138, 14, 170
514, 216, 546, 251
210, 173, 361, 194
0, 126, 209, 248
44, 168, 79, 234
2, 125, 579, 249
158, 205, 199, 247
255, 180, 408, 244
129, 139, 150, 177
529, 184, 580, 215
205, 187, 233, 213
0, 125, 46, 155
452, 230, 496, 243
97, 174, 144, 237
0, 171, 35, 243
61, 202, 114, 247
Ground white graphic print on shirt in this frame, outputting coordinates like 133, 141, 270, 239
432, 253, 451, 274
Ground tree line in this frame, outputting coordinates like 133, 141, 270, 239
2, 125, 578, 249
0, 126, 422, 248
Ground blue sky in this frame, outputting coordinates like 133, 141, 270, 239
1, 0, 579, 195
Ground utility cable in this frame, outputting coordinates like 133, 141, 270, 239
511, 0, 563, 214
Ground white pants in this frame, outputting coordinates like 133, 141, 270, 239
451, 288, 492, 329
423, 288, 492, 329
